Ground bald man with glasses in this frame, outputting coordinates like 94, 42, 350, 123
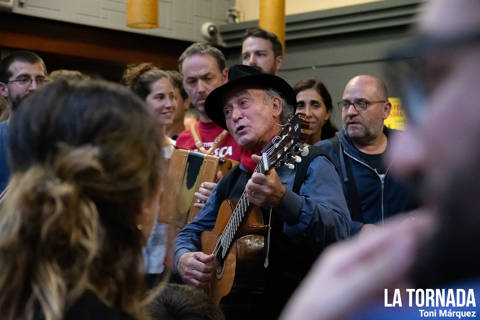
316, 75, 412, 235
0, 51, 48, 193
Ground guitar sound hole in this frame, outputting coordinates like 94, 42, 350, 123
215, 250, 225, 279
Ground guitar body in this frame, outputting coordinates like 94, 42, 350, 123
201, 200, 267, 305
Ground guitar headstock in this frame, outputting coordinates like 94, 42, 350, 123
261, 114, 305, 171
295, 113, 313, 143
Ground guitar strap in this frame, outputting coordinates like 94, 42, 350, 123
332, 136, 364, 223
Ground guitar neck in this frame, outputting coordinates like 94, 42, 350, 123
216, 159, 266, 259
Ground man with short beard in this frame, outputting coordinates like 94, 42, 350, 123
316, 75, 411, 234
176, 43, 242, 208
0, 51, 48, 193
241, 27, 283, 75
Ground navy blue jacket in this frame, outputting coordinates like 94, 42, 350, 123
316, 127, 412, 234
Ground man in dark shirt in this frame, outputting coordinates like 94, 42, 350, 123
317, 75, 411, 234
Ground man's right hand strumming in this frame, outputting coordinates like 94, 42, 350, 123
178, 251, 215, 289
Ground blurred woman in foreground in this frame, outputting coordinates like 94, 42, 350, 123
0, 80, 165, 320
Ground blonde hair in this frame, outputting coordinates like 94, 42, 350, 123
0, 80, 165, 320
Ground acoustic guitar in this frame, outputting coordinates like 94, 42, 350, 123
200, 114, 304, 305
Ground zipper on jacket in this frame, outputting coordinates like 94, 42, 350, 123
379, 173, 385, 223
343, 149, 389, 223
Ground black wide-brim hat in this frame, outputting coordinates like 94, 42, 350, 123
205, 65, 296, 130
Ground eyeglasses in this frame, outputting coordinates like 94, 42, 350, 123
385, 31, 480, 126
337, 99, 386, 112
7, 76, 49, 87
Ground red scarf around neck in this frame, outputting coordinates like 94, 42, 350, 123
239, 132, 278, 173
240, 149, 259, 173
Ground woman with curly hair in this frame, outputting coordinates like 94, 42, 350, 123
122, 63, 177, 154
122, 63, 177, 286
0, 80, 165, 320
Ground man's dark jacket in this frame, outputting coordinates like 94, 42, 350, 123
316, 127, 412, 234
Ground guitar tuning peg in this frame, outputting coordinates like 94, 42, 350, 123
285, 163, 295, 170
300, 145, 310, 157
292, 155, 301, 163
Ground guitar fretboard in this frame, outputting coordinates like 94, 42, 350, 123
216, 159, 266, 259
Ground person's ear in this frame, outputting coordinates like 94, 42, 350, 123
183, 97, 191, 111
383, 100, 392, 120
325, 109, 332, 121
272, 96, 283, 117
274, 55, 284, 74
0, 82, 8, 98
222, 68, 228, 84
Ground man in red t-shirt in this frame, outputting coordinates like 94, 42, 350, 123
176, 43, 242, 206
176, 42, 242, 160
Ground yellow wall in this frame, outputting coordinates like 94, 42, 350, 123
236, 0, 383, 22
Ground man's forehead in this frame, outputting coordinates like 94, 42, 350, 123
182, 54, 220, 76
8, 61, 46, 77
223, 87, 264, 104
243, 37, 273, 52
343, 83, 376, 99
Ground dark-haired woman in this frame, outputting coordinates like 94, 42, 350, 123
293, 78, 337, 144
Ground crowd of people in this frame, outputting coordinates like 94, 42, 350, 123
0, 0, 479, 318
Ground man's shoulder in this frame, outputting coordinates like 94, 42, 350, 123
314, 134, 343, 162
304, 148, 338, 173
315, 138, 336, 153
384, 126, 401, 138
177, 128, 192, 140
175, 128, 194, 149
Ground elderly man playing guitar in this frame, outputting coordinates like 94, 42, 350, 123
174, 65, 350, 319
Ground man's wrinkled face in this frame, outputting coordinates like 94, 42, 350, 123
223, 88, 281, 151
0, 61, 47, 112
181, 54, 226, 116
341, 76, 390, 145
242, 37, 282, 75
